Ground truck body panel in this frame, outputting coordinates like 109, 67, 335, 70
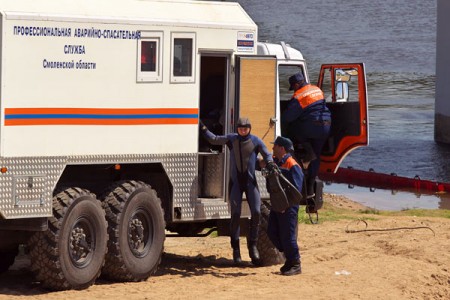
0, 0, 368, 224
0, 0, 257, 221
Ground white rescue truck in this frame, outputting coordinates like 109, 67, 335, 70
0, 0, 368, 290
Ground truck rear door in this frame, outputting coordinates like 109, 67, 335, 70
235, 56, 277, 148
317, 63, 369, 173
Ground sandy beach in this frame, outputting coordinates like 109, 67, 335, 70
1, 194, 449, 300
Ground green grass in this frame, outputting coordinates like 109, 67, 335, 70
297, 202, 370, 224
376, 208, 450, 219
298, 201, 450, 225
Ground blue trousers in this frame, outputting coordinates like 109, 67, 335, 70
267, 204, 300, 261
229, 177, 261, 243
289, 121, 331, 194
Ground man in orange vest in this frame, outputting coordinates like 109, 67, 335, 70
267, 136, 303, 276
281, 72, 331, 199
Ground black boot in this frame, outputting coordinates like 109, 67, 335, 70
281, 259, 301, 276
280, 260, 290, 273
231, 239, 242, 265
247, 241, 261, 266
306, 176, 316, 199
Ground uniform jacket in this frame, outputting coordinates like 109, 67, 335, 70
282, 83, 331, 125
274, 153, 303, 192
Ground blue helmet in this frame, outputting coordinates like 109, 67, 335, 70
289, 72, 305, 90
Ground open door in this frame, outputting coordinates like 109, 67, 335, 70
235, 56, 277, 148
197, 54, 229, 200
317, 63, 369, 173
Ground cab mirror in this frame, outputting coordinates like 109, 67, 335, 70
336, 82, 349, 102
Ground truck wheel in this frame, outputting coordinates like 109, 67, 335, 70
257, 200, 285, 266
101, 180, 165, 281
28, 188, 108, 290
0, 247, 18, 273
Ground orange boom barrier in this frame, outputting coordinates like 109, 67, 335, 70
319, 167, 450, 193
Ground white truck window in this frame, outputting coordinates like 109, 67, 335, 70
171, 32, 195, 83
137, 32, 163, 82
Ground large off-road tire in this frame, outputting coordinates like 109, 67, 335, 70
257, 200, 285, 266
101, 180, 165, 282
28, 188, 108, 290
0, 247, 18, 273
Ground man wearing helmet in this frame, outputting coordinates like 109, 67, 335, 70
200, 117, 273, 266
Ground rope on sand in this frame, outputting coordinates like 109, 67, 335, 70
345, 219, 436, 236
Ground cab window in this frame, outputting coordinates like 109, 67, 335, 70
321, 67, 361, 103
278, 65, 306, 111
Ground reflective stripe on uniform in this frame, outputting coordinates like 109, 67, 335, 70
281, 156, 299, 170
293, 84, 324, 109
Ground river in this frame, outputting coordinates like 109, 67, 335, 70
232, 0, 450, 209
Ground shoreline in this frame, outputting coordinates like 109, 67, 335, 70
325, 184, 450, 210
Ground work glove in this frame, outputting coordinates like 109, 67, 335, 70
265, 161, 278, 173
199, 119, 208, 131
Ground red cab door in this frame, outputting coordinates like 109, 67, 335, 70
317, 63, 369, 174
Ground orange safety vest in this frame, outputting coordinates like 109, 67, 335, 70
293, 84, 324, 109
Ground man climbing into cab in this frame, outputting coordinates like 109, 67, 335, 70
281, 72, 331, 199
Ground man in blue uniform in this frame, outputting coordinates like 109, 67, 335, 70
200, 117, 273, 266
281, 72, 331, 199
266, 136, 303, 275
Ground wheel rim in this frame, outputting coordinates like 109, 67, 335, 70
69, 216, 96, 268
128, 207, 153, 258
